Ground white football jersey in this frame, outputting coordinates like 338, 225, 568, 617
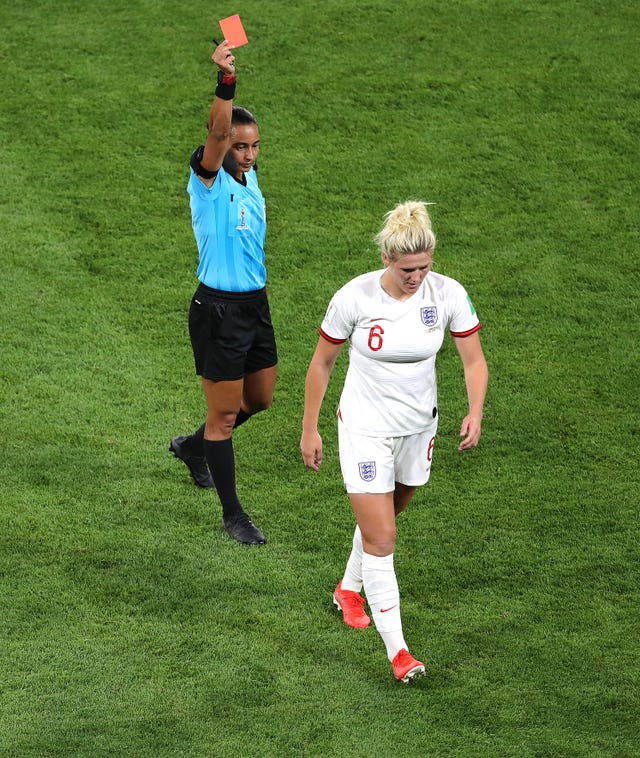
320, 269, 481, 436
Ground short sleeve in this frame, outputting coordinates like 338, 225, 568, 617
187, 167, 223, 201
319, 285, 355, 343
448, 280, 481, 337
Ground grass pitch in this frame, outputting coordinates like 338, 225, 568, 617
1, 1, 639, 755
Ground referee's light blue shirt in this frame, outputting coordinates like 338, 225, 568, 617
188, 166, 267, 292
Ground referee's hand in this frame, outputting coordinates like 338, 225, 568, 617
212, 40, 235, 74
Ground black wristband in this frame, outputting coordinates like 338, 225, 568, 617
215, 70, 236, 101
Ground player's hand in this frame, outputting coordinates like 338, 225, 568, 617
458, 414, 482, 451
301, 431, 323, 472
212, 40, 235, 74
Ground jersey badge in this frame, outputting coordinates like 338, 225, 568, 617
420, 306, 438, 326
466, 295, 477, 315
358, 461, 377, 482
324, 303, 337, 326
235, 207, 250, 230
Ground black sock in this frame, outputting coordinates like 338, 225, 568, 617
186, 424, 205, 456
203, 438, 243, 520
233, 409, 252, 428
190, 410, 248, 455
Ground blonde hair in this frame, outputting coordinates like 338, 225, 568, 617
374, 200, 437, 263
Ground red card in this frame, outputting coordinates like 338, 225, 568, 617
219, 14, 249, 48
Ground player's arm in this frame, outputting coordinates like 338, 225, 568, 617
197, 41, 236, 186
301, 336, 344, 471
452, 331, 488, 450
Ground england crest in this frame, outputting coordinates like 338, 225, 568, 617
358, 461, 376, 482
421, 306, 438, 326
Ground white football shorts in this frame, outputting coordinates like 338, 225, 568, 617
338, 421, 438, 494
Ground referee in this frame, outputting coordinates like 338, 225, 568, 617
170, 40, 277, 545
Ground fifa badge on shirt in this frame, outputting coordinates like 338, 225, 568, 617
358, 461, 377, 482
420, 306, 438, 327
323, 303, 337, 326
235, 207, 250, 230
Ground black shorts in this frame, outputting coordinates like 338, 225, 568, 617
188, 283, 278, 381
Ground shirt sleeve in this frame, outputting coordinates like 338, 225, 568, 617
187, 168, 223, 201
448, 280, 482, 337
319, 285, 354, 343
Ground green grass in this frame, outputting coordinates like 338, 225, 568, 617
1, 0, 639, 755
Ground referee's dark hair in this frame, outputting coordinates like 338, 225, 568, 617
232, 106, 258, 126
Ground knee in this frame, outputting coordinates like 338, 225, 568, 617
205, 411, 237, 438
363, 527, 396, 557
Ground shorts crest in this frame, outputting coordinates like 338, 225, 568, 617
358, 461, 377, 482
421, 306, 438, 326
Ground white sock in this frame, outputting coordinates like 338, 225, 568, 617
341, 526, 363, 592
362, 551, 407, 661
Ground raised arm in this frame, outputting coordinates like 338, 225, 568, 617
198, 41, 237, 184
452, 332, 488, 450
300, 337, 345, 471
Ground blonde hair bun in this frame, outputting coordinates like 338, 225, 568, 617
374, 200, 437, 262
